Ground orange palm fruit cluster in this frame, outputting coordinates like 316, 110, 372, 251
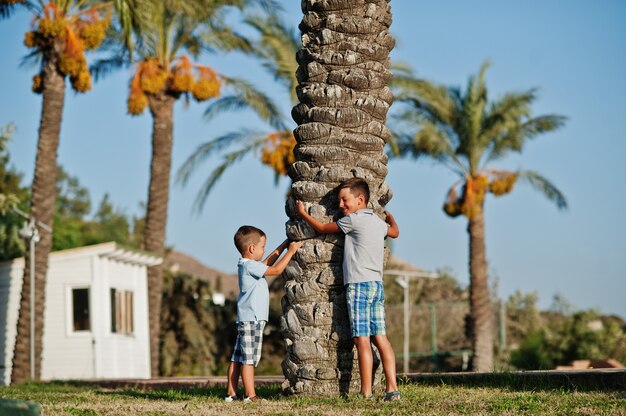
127, 57, 221, 115
192, 66, 221, 101
442, 173, 489, 219
127, 71, 149, 115
169, 56, 195, 93
488, 171, 517, 196
443, 188, 462, 217
24, 2, 109, 94
139, 59, 168, 94
77, 11, 110, 51
31, 74, 44, 94
260, 131, 296, 176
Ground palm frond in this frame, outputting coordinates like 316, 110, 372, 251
206, 77, 287, 130
485, 113, 567, 163
90, 55, 129, 81
0, 0, 36, 18
517, 170, 568, 210
112, 0, 134, 55
394, 120, 466, 174
189, 137, 267, 213
520, 114, 567, 140
201, 22, 252, 54
172, 24, 203, 57
244, 15, 299, 101
478, 90, 535, 152
176, 128, 267, 186
392, 75, 457, 128
19, 49, 43, 70
0, 3, 14, 18
238, 0, 282, 14
391, 61, 414, 77
459, 61, 490, 170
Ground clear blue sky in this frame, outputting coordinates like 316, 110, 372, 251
1, 1, 625, 318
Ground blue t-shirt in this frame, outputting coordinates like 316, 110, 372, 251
236, 258, 269, 322
337, 209, 389, 284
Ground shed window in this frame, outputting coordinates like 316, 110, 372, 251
72, 288, 90, 331
111, 289, 134, 335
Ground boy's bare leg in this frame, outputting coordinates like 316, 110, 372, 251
241, 364, 256, 398
372, 335, 398, 392
226, 361, 241, 397
354, 336, 373, 396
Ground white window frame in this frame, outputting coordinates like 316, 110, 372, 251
110, 288, 135, 337
66, 285, 92, 337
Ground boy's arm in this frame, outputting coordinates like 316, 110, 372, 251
296, 200, 341, 234
263, 239, 289, 266
265, 241, 303, 277
385, 210, 400, 238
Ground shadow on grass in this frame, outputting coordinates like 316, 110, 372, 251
401, 370, 626, 392
96, 384, 284, 402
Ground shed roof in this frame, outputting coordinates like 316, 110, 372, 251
0, 242, 162, 268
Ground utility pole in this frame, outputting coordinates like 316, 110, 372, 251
388, 269, 439, 374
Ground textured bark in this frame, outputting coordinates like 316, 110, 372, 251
282, 0, 394, 396
144, 93, 176, 377
468, 209, 494, 372
11, 55, 65, 383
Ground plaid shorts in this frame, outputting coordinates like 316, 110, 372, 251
346, 281, 386, 338
230, 320, 266, 366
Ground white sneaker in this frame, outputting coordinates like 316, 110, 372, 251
224, 395, 239, 402
243, 396, 263, 403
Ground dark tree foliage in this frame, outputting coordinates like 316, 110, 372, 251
159, 270, 236, 376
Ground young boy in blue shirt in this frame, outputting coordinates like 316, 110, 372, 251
296, 177, 401, 400
226, 225, 302, 402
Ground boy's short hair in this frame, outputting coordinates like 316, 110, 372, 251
339, 177, 370, 204
234, 225, 266, 255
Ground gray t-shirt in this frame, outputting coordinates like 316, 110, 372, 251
336, 209, 389, 285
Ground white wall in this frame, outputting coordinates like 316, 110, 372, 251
40, 255, 95, 380
0, 261, 24, 385
0, 243, 154, 384
95, 258, 150, 379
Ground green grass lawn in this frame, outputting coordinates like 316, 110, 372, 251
1, 381, 625, 415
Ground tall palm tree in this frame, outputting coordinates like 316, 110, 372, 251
176, 15, 299, 212
391, 62, 568, 372
1, 0, 110, 383
282, 0, 395, 395
93, 0, 277, 376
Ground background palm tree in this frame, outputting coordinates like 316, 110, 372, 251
282, 0, 395, 395
1, 0, 110, 382
93, 0, 277, 376
176, 15, 299, 212
391, 62, 568, 371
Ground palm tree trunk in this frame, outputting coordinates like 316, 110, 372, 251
283, 0, 395, 396
468, 208, 494, 372
144, 93, 175, 377
11, 56, 66, 383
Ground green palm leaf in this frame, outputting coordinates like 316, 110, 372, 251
189, 134, 268, 213
202, 22, 252, 53
244, 15, 300, 101
176, 129, 267, 187
517, 170, 568, 210
392, 75, 457, 127
205, 77, 287, 131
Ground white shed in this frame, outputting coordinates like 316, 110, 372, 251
0, 242, 161, 385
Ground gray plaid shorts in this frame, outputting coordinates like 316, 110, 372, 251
230, 320, 266, 366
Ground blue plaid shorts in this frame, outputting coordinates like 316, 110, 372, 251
346, 281, 386, 338
230, 320, 266, 366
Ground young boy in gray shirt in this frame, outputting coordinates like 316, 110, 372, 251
226, 225, 302, 402
296, 177, 401, 400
